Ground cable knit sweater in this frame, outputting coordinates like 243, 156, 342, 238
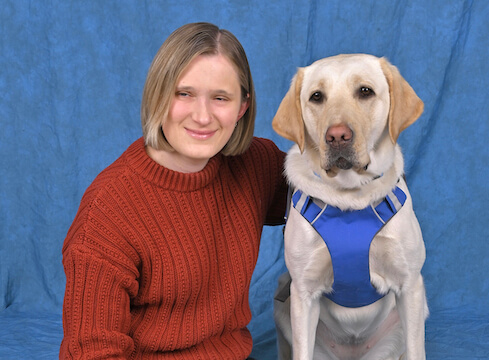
61, 137, 287, 360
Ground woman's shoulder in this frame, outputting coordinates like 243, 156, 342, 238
63, 139, 145, 264
245, 136, 284, 156
223, 137, 286, 186
86, 138, 145, 193
240, 137, 286, 165
249, 136, 281, 150
69, 138, 146, 230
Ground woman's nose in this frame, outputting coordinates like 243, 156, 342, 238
192, 97, 212, 124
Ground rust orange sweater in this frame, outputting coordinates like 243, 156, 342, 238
61, 137, 287, 359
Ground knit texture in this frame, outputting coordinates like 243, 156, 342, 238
60, 137, 287, 360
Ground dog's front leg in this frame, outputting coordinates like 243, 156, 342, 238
290, 280, 320, 360
396, 274, 428, 360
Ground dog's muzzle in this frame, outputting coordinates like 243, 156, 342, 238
324, 146, 360, 176
324, 124, 370, 177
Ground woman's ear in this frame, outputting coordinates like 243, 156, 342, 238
237, 94, 250, 120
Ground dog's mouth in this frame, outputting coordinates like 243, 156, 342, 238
323, 150, 357, 176
321, 141, 371, 178
334, 157, 354, 170
324, 157, 369, 178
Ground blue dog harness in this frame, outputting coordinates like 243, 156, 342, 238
291, 186, 406, 308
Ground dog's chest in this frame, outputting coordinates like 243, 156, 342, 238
290, 187, 406, 308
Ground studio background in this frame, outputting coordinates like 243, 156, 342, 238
1, 1, 488, 359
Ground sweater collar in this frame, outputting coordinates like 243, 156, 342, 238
125, 138, 222, 191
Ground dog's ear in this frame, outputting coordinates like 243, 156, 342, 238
272, 68, 306, 152
380, 58, 424, 144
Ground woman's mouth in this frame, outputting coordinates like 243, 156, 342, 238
186, 128, 217, 140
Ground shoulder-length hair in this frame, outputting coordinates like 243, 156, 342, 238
141, 22, 256, 156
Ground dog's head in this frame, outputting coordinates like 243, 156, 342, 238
273, 54, 423, 182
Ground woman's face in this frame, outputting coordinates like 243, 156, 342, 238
159, 54, 248, 173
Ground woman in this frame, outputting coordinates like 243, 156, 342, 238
61, 22, 288, 359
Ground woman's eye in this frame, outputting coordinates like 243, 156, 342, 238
309, 91, 324, 103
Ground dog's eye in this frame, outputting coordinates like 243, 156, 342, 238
359, 87, 375, 98
309, 91, 324, 103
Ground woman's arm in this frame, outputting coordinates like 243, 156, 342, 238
60, 244, 139, 359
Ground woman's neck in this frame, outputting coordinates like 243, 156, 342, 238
145, 145, 209, 173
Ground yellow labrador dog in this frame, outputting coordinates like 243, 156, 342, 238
273, 54, 428, 360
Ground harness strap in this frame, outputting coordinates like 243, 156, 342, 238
291, 186, 406, 308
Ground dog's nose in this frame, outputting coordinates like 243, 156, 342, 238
326, 124, 353, 149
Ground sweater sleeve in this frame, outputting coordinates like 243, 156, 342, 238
251, 137, 288, 226
60, 179, 140, 360
266, 144, 288, 225
60, 244, 139, 360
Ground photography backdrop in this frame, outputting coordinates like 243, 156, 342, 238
1, 1, 488, 359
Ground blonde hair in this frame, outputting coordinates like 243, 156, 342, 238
141, 22, 256, 156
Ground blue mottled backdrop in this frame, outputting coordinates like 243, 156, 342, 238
1, 1, 488, 359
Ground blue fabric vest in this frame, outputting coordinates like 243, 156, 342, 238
291, 186, 406, 308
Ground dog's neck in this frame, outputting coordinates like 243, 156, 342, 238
285, 145, 405, 211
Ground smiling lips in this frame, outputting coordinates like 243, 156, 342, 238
186, 128, 217, 140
